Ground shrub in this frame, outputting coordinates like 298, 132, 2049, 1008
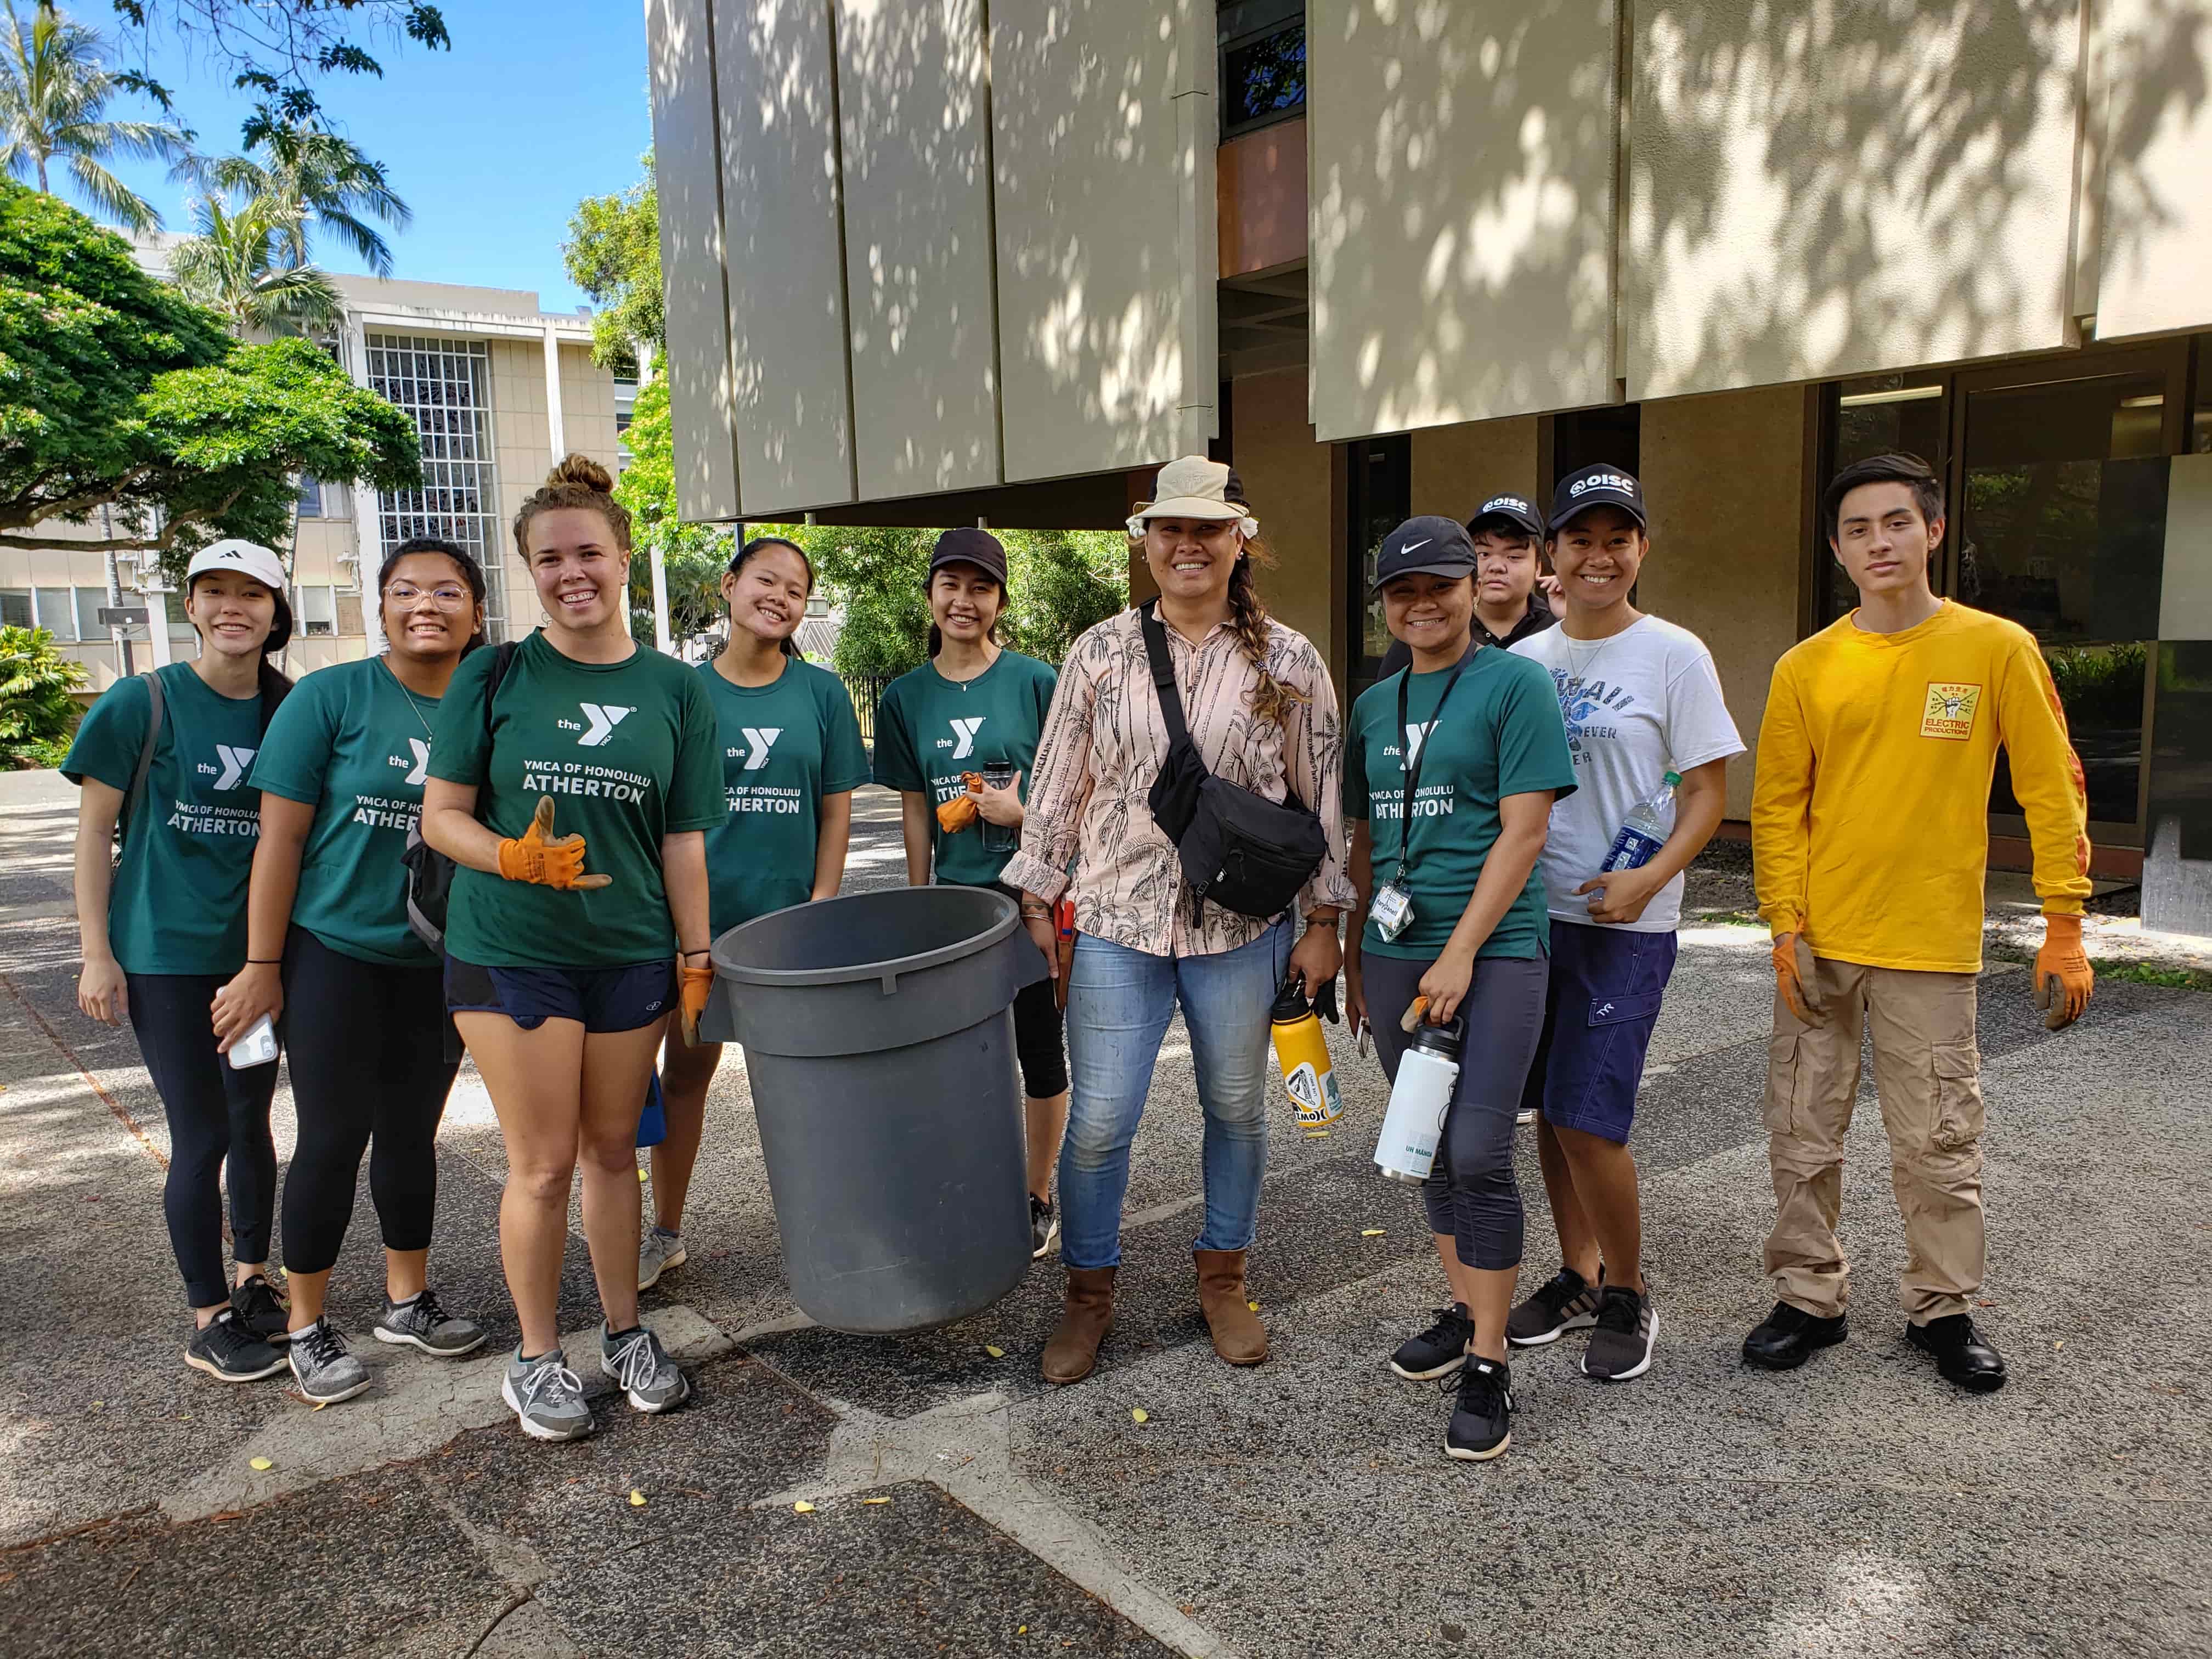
0, 625, 88, 768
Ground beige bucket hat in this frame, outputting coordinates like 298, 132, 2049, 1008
1127, 455, 1258, 537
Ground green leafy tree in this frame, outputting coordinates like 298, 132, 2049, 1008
1, 1, 189, 232
564, 155, 660, 374
179, 118, 409, 275
0, 622, 87, 766
0, 179, 419, 577
614, 376, 730, 641
167, 187, 343, 336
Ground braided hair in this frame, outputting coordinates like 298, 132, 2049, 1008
1224, 529, 1303, 727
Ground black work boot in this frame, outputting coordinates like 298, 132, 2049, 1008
1907, 1313, 2007, 1393
1742, 1300, 1847, 1370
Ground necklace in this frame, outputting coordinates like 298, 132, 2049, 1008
380, 655, 437, 740
1560, 619, 1633, 687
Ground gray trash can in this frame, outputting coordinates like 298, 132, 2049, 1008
697, 885, 1048, 1334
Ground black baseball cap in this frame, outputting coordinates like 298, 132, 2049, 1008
929, 527, 1008, 585
1549, 465, 1647, 532
1466, 493, 1544, 540
1370, 516, 1477, 594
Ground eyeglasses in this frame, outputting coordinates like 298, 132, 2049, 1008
386, 584, 472, 608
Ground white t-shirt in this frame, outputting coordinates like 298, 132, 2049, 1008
1511, 616, 1744, 934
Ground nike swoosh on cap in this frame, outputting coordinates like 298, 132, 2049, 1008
1399, 538, 1433, 554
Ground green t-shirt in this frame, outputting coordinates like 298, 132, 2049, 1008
699, 655, 871, 938
428, 633, 725, 968
1346, 646, 1577, 961
249, 656, 443, 968
61, 662, 264, 975
872, 650, 1058, 888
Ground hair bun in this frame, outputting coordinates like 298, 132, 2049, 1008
546, 453, 614, 494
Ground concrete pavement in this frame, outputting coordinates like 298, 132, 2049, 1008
2, 766, 2207, 1657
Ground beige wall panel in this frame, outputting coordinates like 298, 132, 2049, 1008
1233, 368, 1340, 678
2159, 454, 2212, 642
1308, 0, 1618, 442
1635, 386, 1806, 819
717, 0, 856, 515
990, 0, 1217, 483
834, 0, 1001, 500
1630, 1, 2083, 402
2096, 0, 2212, 340
645, 0, 743, 522
1409, 417, 1541, 522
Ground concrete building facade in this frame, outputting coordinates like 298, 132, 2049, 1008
3, 272, 635, 693
644, 0, 2212, 933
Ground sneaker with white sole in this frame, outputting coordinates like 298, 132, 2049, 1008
1582, 1282, 1657, 1381
601, 1323, 689, 1414
1389, 1302, 1473, 1380
1506, 1266, 1602, 1347
1443, 1356, 1514, 1462
184, 1308, 287, 1383
638, 1226, 686, 1291
230, 1274, 290, 1343
502, 1348, 594, 1442
373, 1287, 487, 1357
1030, 1196, 1059, 1259
289, 1317, 371, 1404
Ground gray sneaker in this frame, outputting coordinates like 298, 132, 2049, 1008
637, 1226, 687, 1291
1506, 1266, 1602, 1347
1583, 1283, 1658, 1382
601, 1323, 690, 1414
502, 1348, 594, 1442
289, 1317, 371, 1404
373, 1288, 487, 1357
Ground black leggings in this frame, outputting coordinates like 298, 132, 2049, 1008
127, 973, 279, 1308
1364, 951, 1549, 1272
280, 927, 460, 1276
986, 883, 1068, 1099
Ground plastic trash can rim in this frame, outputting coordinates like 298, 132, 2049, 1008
708, 885, 1023, 992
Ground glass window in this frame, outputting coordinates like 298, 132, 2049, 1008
297, 584, 338, 637
1820, 375, 1948, 627
296, 475, 324, 517
76, 588, 106, 640
2194, 335, 2212, 454
33, 588, 76, 640
1345, 435, 1410, 692
365, 333, 507, 639
0, 590, 29, 628
1220, 1, 1304, 137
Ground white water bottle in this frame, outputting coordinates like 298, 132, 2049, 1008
1374, 1016, 1463, 1184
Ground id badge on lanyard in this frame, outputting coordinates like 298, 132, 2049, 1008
1368, 651, 1472, 943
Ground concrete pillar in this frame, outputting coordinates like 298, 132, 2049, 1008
650, 543, 673, 654
341, 321, 387, 653
145, 581, 173, 668
543, 324, 567, 462
2145, 453, 2212, 939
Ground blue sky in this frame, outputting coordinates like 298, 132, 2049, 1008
93, 0, 653, 312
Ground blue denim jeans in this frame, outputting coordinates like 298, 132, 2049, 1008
1058, 919, 1293, 1271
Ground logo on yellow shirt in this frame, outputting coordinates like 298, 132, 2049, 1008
1920, 681, 1983, 741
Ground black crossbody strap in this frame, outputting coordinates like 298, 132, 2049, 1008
1392, 651, 1473, 882
1137, 599, 1194, 752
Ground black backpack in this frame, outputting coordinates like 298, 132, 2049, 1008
1139, 599, 1329, 922
401, 640, 521, 952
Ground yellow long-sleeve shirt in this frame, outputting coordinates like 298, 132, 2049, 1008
1752, 602, 2090, 973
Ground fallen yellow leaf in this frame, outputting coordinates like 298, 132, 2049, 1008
2054, 1340, 2065, 1350
862, 1497, 891, 1506
793, 1500, 816, 1513
1304, 1130, 1330, 1139
629, 1490, 647, 1507
1130, 1408, 1149, 1424
1246, 1301, 1260, 1312
249, 1457, 273, 1471
637, 1166, 647, 1183
1018, 1627, 1028, 1636
1361, 1228, 1385, 1237
984, 1344, 1005, 1358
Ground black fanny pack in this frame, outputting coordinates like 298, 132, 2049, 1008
1139, 599, 1328, 922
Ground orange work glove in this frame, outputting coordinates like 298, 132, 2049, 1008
2033, 912, 2094, 1030
936, 793, 979, 834
677, 962, 714, 1046
495, 798, 611, 890
1773, 933, 1825, 1025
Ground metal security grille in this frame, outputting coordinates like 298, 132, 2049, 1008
365, 334, 507, 636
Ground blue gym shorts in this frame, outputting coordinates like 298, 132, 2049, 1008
1519, 922, 1679, 1146
444, 956, 676, 1035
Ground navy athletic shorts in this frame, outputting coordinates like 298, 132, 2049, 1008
444, 956, 676, 1035
1520, 922, 1678, 1146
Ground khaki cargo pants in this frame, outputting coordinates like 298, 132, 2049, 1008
1762, 958, 1985, 1325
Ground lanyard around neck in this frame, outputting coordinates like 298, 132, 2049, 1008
1392, 648, 1474, 882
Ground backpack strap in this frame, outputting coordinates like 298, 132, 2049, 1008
1137, 599, 1194, 753
481, 639, 522, 746
122, 670, 163, 835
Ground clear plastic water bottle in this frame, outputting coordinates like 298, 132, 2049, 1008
1599, 771, 1681, 872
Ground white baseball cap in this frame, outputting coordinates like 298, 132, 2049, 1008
185, 539, 288, 594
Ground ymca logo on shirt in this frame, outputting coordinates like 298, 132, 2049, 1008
558, 703, 635, 747
1402, 723, 1429, 769
941, 716, 986, 760
736, 727, 781, 770
201, 744, 257, 790
1920, 682, 1983, 742
404, 738, 430, 786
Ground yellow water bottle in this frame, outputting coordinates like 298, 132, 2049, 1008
1271, 975, 1343, 1128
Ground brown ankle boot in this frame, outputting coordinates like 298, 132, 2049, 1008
1041, 1266, 1115, 1385
1195, 1248, 1268, 1365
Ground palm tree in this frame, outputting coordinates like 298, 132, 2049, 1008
0, 1, 188, 232
167, 189, 344, 337
180, 119, 410, 277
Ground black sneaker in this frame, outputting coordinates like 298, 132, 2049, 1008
1742, 1300, 1847, 1370
1389, 1303, 1473, 1380
1906, 1314, 2007, 1394
1582, 1283, 1657, 1381
230, 1274, 290, 1343
1506, 1267, 1601, 1347
185, 1309, 287, 1383
1030, 1195, 1059, 1259
1442, 1356, 1514, 1462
